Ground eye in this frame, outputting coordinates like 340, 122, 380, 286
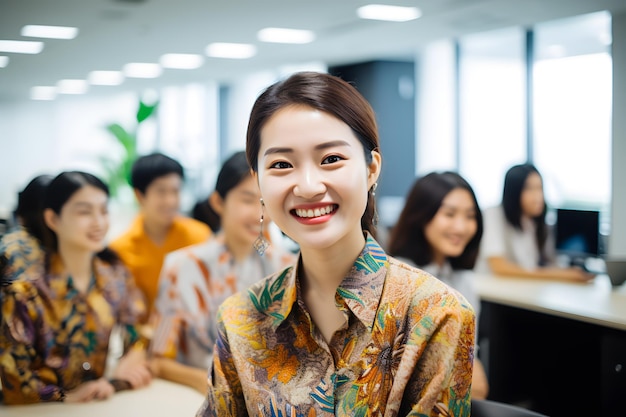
269, 161, 292, 169
321, 155, 344, 165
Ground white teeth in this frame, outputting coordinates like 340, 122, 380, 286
295, 204, 335, 218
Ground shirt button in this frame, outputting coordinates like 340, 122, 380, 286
82, 361, 91, 371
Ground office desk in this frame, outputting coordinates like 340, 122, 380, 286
475, 273, 626, 330
0, 379, 206, 417
474, 274, 626, 417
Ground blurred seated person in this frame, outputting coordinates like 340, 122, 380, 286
477, 163, 594, 282
0, 171, 151, 404
0, 174, 53, 285
109, 153, 211, 316
149, 151, 296, 393
387, 171, 489, 399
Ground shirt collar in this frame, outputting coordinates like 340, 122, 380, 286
266, 233, 388, 332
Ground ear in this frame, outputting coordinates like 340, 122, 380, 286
43, 208, 59, 233
208, 192, 224, 216
133, 188, 145, 206
367, 150, 382, 190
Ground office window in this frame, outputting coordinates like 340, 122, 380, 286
458, 27, 527, 209
416, 40, 456, 175
532, 11, 612, 218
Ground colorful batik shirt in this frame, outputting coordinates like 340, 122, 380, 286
196, 235, 475, 417
150, 232, 296, 369
0, 254, 146, 404
0, 228, 45, 284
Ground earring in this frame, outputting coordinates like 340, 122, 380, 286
253, 198, 270, 256
370, 183, 379, 227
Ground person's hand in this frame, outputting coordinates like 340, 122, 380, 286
65, 378, 115, 402
550, 267, 596, 283
112, 347, 153, 389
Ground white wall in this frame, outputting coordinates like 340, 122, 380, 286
610, 10, 626, 256
0, 93, 137, 217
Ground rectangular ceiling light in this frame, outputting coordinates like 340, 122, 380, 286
257, 28, 316, 44
123, 62, 163, 78
0, 40, 44, 54
21, 25, 79, 39
31, 86, 57, 100
57, 79, 89, 94
206, 42, 257, 59
0, 56, 8, 68
88, 70, 125, 86
160, 53, 204, 69
357, 4, 422, 22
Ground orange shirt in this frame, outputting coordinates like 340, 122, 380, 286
109, 215, 211, 316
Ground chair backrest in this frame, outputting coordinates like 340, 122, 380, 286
471, 399, 549, 417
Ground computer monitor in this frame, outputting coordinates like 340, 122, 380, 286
554, 208, 600, 258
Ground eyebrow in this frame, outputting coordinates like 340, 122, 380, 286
263, 140, 352, 157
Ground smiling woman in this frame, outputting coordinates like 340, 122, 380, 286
196, 71, 476, 417
0, 171, 152, 405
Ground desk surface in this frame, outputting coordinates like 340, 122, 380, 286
475, 273, 626, 331
0, 379, 206, 417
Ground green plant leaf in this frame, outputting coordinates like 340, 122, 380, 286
136, 100, 158, 123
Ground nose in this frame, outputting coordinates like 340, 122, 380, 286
293, 164, 326, 199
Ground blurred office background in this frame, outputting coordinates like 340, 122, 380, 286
1, 0, 625, 255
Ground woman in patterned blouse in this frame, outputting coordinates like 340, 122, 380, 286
196, 71, 476, 417
0, 171, 151, 404
148, 151, 295, 393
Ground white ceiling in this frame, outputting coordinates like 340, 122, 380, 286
1, 0, 625, 102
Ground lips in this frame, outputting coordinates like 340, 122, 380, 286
293, 204, 337, 219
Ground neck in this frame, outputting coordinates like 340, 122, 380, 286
143, 217, 171, 245
57, 241, 94, 285
432, 252, 446, 267
224, 233, 255, 263
299, 230, 366, 295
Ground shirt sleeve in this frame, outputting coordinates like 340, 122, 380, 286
149, 253, 185, 360
196, 303, 247, 417
0, 282, 65, 404
405, 294, 475, 417
116, 265, 148, 351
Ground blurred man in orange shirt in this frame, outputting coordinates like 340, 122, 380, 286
110, 153, 210, 318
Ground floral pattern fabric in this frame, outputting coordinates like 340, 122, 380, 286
150, 233, 296, 369
0, 254, 146, 404
0, 228, 45, 285
196, 235, 475, 417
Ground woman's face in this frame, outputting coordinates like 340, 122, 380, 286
520, 172, 544, 218
215, 175, 263, 249
46, 185, 109, 253
424, 188, 478, 263
255, 105, 380, 251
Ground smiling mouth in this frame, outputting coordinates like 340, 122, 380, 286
292, 204, 338, 219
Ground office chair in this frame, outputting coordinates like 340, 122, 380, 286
471, 399, 549, 417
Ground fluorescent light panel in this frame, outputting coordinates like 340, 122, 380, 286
257, 28, 316, 44
123, 63, 163, 78
88, 70, 125, 86
0, 40, 44, 54
0, 56, 8, 68
21, 25, 79, 40
160, 53, 204, 69
357, 4, 422, 22
206, 42, 256, 59
31, 86, 56, 100
57, 79, 89, 94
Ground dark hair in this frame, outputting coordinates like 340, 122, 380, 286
131, 152, 184, 194
193, 151, 251, 232
14, 174, 54, 240
388, 172, 483, 270
245, 71, 380, 237
39, 171, 120, 265
501, 163, 548, 258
